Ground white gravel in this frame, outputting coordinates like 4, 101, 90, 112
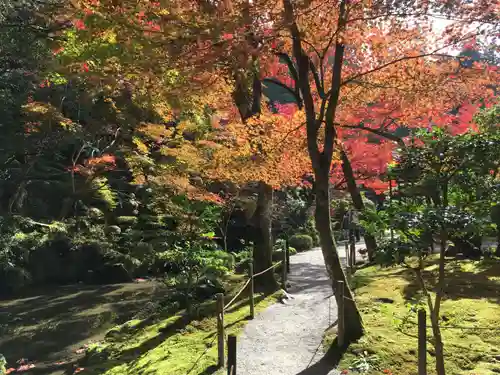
237, 243, 366, 375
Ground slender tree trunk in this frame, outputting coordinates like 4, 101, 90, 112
491, 205, 500, 256
252, 181, 277, 290
496, 229, 500, 257
283, 0, 363, 342
431, 313, 446, 375
340, 149, 377, 261
315, 171, 364, 342
431, 229, 448, 375
415, 263, 446, 375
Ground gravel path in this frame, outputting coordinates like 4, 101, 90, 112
237, 243, 366, 375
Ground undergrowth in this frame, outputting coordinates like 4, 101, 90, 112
325, 257, 500, 375
79, 276, 282, 375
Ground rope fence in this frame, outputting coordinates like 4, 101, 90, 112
252, 260, 282, 278
216, 250, 288, 369
222, 278, 251, 313
184, 248, 289, 375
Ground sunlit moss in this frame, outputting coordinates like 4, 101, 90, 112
326, 257, 500, 375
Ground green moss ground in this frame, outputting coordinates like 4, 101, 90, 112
325, 257, 500, 375
80, 276, 282, 375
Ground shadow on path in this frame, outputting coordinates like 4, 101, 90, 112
295, 338, 347, 375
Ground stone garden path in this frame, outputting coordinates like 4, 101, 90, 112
237, 243, 366, 375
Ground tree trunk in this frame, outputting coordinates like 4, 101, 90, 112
496, 229, 500, 257
491, 205, 500, 256
432, 232, 447, 375
315, 171, 364, 342
341, 149, 377, 261
430, 307, 446, 375
252, 181, 277, 290
415, 264, 446, 375
283, 0, 362, 342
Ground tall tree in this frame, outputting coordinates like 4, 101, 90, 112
277, 0, 496, 342
63, 0, 498, 343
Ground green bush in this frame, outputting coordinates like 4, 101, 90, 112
289, 246, 297, 255
296, 218, 320, 246
272, 250, 285, 262
289, 234, 313, 252
0, 265, 31, 294
116, 216, 138, 226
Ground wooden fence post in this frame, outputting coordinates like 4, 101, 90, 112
337, 280, 345, 348
282, 249, 287, 291
344, 241, 350, 270
248, 262, 255, 319
285, 238, 291, 273
216, 293, 225, 368
227, 334, 237, 375
350, 238, 356, 270
418, 309, 427, 375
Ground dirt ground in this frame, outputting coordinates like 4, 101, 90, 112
0, 281, 167, 374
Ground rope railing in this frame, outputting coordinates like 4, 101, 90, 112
223, 259, 284, 312
252, 260, 282, 278
216, 251, 289, 370
184, 254, 289, 375
223, 278, 251, 312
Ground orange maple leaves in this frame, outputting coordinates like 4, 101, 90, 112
70, 154, 116, 176
200, 106, 312, 188
65, 0, 498, 198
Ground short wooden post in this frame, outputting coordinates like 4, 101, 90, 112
248, 263, 255, 319
418, 309, 427, 375
345, 241, 350, 268
285, 238, 291, 273
227, 334, 237, 375
282, 249, 287, 291
350, 239, 356, 269
337, 280, 345, 347
216, 293, 225, 368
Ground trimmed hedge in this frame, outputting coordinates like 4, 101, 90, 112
289, 234, 313, 252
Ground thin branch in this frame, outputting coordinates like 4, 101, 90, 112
269, 122, 306, 153
341, 32, 483, 87
323, 0, 348, 162
341, 123, 406, 148
262, 78, 303, 109
275, 52, 302, 107
309, 57, 325, 99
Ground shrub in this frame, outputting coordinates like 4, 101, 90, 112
0, 265, 31, 295
296, 218, 320, 246
116, 216, 138, 226
289, 246, 297, 255
289, 234, 313, 252
272, 250, 284, 262
274, 238, 286, 252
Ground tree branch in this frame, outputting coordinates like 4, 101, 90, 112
342, 31, 483, 87
262, 78, 303, 109
341, 123, 406, 148
283, 0, 318, 164
323, 0, 348, 162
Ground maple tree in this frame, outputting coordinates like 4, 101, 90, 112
60, 0, 499, 347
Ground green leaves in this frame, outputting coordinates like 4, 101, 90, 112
375, 116, 500, 265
